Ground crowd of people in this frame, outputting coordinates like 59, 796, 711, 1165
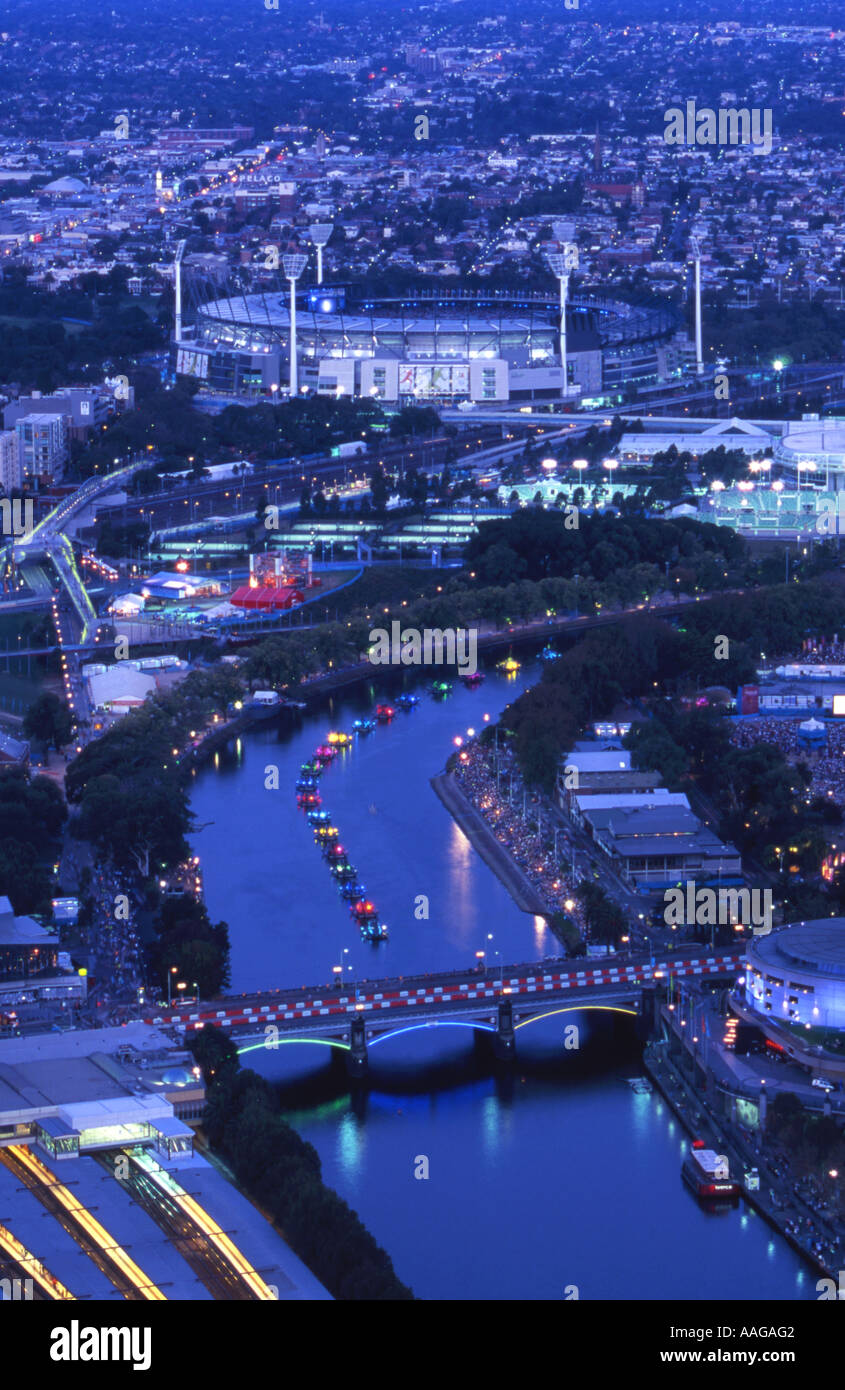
731, 715, 845, 804
454, 741, 587, 932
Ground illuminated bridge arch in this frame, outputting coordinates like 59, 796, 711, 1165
514, 1005, 638, 1031
237, 1037, 350, 1057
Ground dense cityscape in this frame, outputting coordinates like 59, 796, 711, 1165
3, 0, 845, 1359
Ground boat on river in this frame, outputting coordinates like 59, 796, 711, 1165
682, 1141, 740, 1201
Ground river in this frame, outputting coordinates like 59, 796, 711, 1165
188, 659, 813, 1300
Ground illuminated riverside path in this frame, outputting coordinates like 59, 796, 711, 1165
188, 659, 814, 1300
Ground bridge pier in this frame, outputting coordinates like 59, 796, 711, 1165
491, 999, 516, 1061
346, 1018, 369, 1078
639, 986, 662, 1040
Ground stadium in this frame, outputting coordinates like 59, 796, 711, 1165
744, 920, 845, 1032
174, 280, 678, 404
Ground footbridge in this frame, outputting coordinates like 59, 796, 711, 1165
150, 950, 743, 1076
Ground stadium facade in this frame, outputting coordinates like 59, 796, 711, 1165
173, 280, 678, 405
744, 920, 845, 1032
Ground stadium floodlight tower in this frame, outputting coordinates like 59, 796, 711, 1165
282, 252, 308, 396
689, 236, 704, 377
309, 223, 334, 285
546, 221, 578, 398
173, 238, 187, 343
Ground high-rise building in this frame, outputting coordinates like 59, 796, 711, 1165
14, 414, 67, 486
0, 431, 22, 494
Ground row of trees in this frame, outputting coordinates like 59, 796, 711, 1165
191, 1027, 413, 1300
66, 665, 244, 993
0, 769, 67, 915
464, 507, 746, 587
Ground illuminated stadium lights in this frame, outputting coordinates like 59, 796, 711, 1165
546, 240, 578, 397
282, 252, 308, 397
689, 236, 704, 377
309, 223, 333, 285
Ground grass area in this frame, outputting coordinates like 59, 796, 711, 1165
329, 564, 449, 617
0, 314, 90, 336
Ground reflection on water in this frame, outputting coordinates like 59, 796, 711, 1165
192, 663, 815, 1300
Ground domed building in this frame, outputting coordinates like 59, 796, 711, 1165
744, 920, 845, 1030
774, 423, 845, 492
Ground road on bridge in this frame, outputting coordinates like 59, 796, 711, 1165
145, 949, 744, 1037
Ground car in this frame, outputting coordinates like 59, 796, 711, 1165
811, 1076, 835, 1091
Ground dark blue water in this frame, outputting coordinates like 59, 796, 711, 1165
189, 660, 813, 1300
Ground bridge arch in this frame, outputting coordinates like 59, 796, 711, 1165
367, 1019, 497, 1048
513, 1004, 638, 1031
237, 1037, 351, 1056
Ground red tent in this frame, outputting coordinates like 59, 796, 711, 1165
230, 586, 303, 611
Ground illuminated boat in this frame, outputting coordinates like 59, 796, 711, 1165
375, 703, 395, 722
325, 842, 349, 865
297, 790, 321, 808
682, 1142, 740, 1201
315, 744, 337, 762
314, 823, 337, 843
361, 917, 389, 941
340, 879, 367, 901
352, 898, 379, 928
396, 692, 420, 708
430, 680, 452, 697
352, 718, 376, 733
295, 775, 318, 792
307, 808, 331, 827
540, 646, 560, 662
496, 657, 521, 675
300, 759, 321, 777
332, 862, 357, 881
326, 730, 352, 746
461, 671, 484, 686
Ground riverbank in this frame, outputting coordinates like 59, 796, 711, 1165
430, 769, 551, 918
643, 1040, 837, 1285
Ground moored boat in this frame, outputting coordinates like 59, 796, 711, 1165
682, 1141, 740, 1200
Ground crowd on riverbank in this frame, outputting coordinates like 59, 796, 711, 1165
731, 715, 845, 804
453, 741, 587, 931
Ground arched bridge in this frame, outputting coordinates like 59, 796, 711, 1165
149, 950, 743, 1076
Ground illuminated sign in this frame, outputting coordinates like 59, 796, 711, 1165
176, 349, 209, 379
834, 695, 845, 716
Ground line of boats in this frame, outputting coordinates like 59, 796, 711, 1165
292, 660, 527, 938
296, 734, 388, 941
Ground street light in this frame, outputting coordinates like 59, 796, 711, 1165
167, 965, 177, 1007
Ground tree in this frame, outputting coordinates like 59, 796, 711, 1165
23, 692, 74, 749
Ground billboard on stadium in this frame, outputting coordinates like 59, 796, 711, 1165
832, 694, 845, 716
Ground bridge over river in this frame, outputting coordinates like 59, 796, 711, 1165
146, 949, 743, 1076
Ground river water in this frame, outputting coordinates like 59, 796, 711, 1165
188, 660, 813, 1300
